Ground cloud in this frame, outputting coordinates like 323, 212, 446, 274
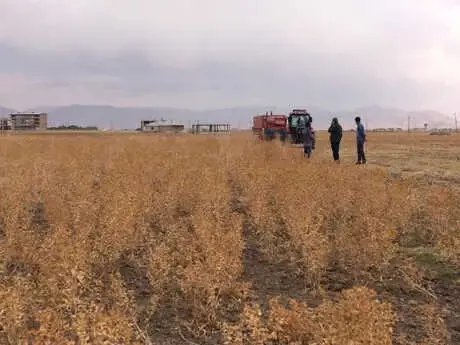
0, 0, 459, 112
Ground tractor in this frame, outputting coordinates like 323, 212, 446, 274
288, 109, 313, 144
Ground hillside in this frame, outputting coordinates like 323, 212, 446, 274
0, 106, 17, 117
0, 104, 454, 130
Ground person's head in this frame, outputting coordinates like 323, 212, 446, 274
355, 116, 361, 124
332, 117, 338, 124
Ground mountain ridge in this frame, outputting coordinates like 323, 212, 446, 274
0, 104, 454, 130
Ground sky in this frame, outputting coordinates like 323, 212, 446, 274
0, 0, 460, 112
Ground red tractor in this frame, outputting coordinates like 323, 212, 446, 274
252, 111, 288, 141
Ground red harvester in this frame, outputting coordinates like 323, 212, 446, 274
252, 111, 288, 141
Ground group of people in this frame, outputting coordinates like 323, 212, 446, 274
302, 116, 367, 165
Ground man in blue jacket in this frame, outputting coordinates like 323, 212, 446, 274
355, 116, 366, 164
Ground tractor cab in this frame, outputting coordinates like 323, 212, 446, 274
288, 109, 312, 144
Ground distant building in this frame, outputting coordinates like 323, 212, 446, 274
411, 127, 427, 133
10, 112, 47, 131
140, 120, 184, 133
371, 128, 404, 132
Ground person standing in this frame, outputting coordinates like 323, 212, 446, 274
297, 115, 306, 143
355, 116, 366, 164
303, 123, 315, 159
328, 117, 343, 163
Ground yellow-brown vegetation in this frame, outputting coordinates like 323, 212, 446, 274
0, 131, 458, 345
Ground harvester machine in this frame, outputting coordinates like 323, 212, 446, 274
252, 111, 288, 141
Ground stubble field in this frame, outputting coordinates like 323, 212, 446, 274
0, 130, 459, 345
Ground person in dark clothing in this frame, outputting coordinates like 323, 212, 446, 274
303, 124, 315, 159
355, 116, 366, 164
328, 117, 343, 163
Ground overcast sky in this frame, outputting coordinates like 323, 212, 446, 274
1, 0, 459, 112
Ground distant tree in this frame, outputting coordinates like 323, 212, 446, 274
48, 125, 98, 131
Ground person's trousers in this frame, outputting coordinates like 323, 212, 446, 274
304, 145, 312, 158
331, 142, 340, 161
357, 140, 366, 163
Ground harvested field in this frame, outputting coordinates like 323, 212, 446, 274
0, 131, 459, 345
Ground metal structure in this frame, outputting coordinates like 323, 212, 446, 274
10, 112, 47, 131
455, 113, 458, 133
191, 123, 231, 134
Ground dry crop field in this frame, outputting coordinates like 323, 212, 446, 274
0, 130, 459, 345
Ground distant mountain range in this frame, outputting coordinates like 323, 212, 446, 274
0, 106, 16, 117
0, 104, 455, 130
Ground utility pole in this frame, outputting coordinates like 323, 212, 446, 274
407, 115, 411, 133
455, 112, 458, 133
